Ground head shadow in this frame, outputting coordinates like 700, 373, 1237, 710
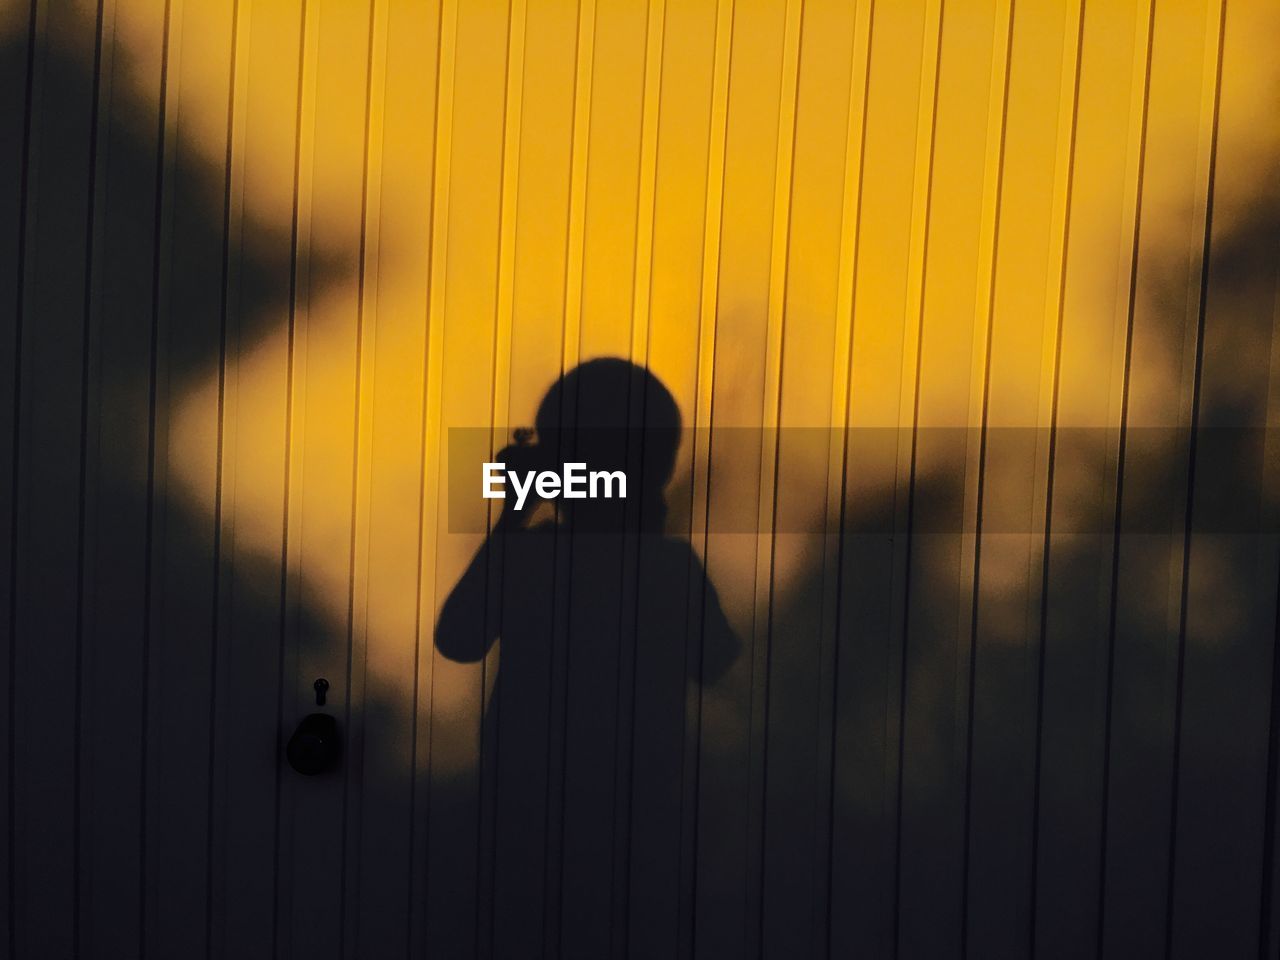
501, 356, 685, 533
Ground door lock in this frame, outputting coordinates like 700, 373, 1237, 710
286, 678, 339, 776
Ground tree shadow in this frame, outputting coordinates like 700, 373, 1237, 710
4, 5, 1280, 960
2, 17, 355, 959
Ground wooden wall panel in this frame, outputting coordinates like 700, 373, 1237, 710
353, 1, 436, 956
1100, 1, 1220, 955
1032, 1, 1151, 955
146, 2, 239, 956
486, 2, 575, 956
0, 0, 32, 945
11, 2, 100, 956
212, 2, 302, 955
2, 1, 1278, 957
1170, 2, 1280, 953
695, 1, 788, 955
761, 0, 857, 953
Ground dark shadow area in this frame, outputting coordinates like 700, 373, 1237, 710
813, 183, 1280, 959
4, 4, 1280, 960
436, 358, 740, 957
2, 18, 354, 960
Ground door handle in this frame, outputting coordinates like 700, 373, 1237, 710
286, 678, 339, 775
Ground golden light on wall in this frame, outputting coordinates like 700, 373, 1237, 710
139, 0, 1275, 670
70, 0, 1265, 767
5, 0, 1280, 953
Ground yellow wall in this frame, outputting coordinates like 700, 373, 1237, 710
4, 0, 1280, 956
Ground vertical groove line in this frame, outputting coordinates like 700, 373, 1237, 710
820, 0, 874, 954
6, 0, 41, 957
408, 0, 453, 950
544, 1, 594, 951
138, 4, 176, 954
681, 0, 734, 953
1090, 0, 1159, 952
8, 0, 41, 954
955, 0, 1017, 953
1258, 244, 1280, 958
749, 0, 803, 951
559, 0, 594, 375
1095, 0, 1224, 948
1264, 576, 1280, 957
1260, 131, 1280, 949
205, 1, 243, 955
627, 0, 663, 372
613, 0, 665, 951
1031, 0, 1153, 953
889, 2, 946, 953
962, 1, 1085, 953
73, 2, 108, 955
955, 0, 1016, 798
477, 0, 525, 952
489, 0, 525, 442
414, 0, 458, 944
342, 0, 388, 953
1164, 2, 1226, 951
271, 0, 315, 952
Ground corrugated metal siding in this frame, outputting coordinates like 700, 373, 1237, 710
3, 0, 1279, 956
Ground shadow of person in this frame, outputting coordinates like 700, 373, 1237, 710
436, 358, 739, 956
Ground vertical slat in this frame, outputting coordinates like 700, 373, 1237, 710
276, 0, 374, 955
409, 0, 456, 951
10, 0, 99, 955
557, 0, 650, 952
480, 0, 576, 955
1029, 1, 1153, 955
961, 0, 1082, 954
273, 0, 317, 946
892, 0, 952, 954
203, 1, 246, 955
952, 23, 1020, 957
742, 0, 802, 946
821, 0, 876, 952
1261, 232, 1280, 959
139, 2, 178, 952
342, 0, 387, 955
208, 1, 306, 955
1098, 1, 1222, 953
541, 0, 593, 952
1166, 0, 1280, 952
487, 0, 525, 444
353, 0, 439, 957
474, 4, 525, 954
421, 0, 506, 953
455, 3, 525, 957
141, 0, 241, 955
875, 1, 1009, 957
622, 0, 721, 955
677, 1, 732, 955
692, 0, 790, 952
77, 0, 115, 954
894, 2, 948, 945
758, 0, 863, 954
830, 0, 934, 954
610, 0, 663, 948
0, 0, 37, 943
73, 1, 154, 957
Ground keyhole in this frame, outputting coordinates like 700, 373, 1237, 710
314, 677, 330, 707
